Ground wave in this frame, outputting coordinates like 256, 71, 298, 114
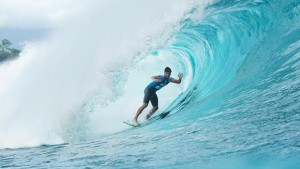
1, 0, 299, 154
162, 0, 300, 123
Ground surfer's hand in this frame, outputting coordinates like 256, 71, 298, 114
178, 73, 183, 79
152, 76, 160, 82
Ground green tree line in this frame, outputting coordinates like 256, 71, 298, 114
0, 38, 21, 62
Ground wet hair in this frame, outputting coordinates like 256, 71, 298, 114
164, 67, 172, 73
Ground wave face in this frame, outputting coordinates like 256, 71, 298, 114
151, 0, 300, 167
1, 0, 300, 168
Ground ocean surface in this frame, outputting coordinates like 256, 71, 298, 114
1, 0, 300, 168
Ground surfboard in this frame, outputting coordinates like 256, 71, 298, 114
123, 113, 165, 128
123, 120, 140, 127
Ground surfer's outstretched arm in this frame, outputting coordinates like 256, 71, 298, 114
172, 73, 183, 84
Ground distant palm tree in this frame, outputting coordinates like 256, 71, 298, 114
1, 39, 12, 52
0, 39, 21, 62
9, 48, 21, 56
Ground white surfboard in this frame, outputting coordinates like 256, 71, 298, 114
123, 120, 140, 127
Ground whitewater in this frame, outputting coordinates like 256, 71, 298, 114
0, 0, 300, 168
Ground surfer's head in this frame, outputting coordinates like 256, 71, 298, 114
165, 67, 172, 73
164, 67, 172, 78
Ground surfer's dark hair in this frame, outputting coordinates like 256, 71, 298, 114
164, 67, 172, 73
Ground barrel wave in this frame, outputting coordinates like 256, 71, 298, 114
1, 0, 300, 168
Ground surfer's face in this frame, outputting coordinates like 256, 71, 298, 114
164, 72, 171, 78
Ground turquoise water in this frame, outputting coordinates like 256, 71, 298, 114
1, 0, 300, 168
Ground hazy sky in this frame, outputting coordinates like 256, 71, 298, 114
0, 0, 83, 47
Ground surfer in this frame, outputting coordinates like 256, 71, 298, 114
132, 67, 183, 125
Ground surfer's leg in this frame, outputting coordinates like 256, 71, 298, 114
133, 88, 151, 122
133, 103, 148, 123
146, 93, 158, 119
146, 106, 158, 119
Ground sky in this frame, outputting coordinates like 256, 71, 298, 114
0, 0, 86, 47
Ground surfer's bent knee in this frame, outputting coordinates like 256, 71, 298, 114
143, 103, 149, 107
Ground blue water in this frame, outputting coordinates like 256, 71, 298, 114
1, 0, 300, 168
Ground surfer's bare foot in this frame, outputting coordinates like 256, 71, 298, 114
146, 114, 151, 120
132, 119, 139, 125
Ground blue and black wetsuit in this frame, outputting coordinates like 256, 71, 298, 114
143, 75, 174, 106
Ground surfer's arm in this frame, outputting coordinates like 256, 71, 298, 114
151, 75, 160, 82
172, 73, 183, 84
